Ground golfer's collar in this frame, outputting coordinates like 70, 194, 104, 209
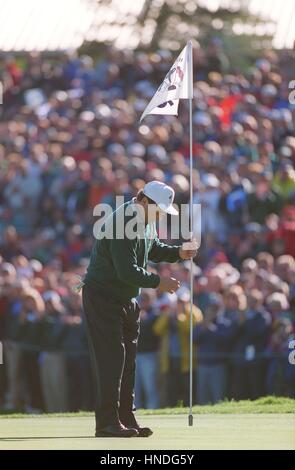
130, 197, 146, 226
129, 198, 156, 237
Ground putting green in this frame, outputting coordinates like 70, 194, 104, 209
0, 414, 294, 450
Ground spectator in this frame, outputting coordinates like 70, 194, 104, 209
2, 277, 28, 411
16, 288, 44, 412
62, 292, 93, 412
219, 171, 249, 232
256, 252, 274, 273
247, 173, 282, 225
267, 317, 295, 397
230, 289, 271, 400
194, 293, 235, 405
135, 290, 160, 410
272, 163, 295, 199
193, 174, 226, 241
39, 291, 68, 413
266, 292, 292, 323
154, 290, 202, 407
267, 207, 295, 257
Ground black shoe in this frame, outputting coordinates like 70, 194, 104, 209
133, 425, 153, 437
121, 414, 153, 437
95, 424, 139, 438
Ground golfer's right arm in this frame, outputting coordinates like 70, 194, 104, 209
110, 237, 160, 288
110, 237, 179, 293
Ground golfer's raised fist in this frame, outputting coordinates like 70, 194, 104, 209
158, 276, 180, 294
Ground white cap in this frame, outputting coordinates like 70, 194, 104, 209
143, 181, 178, 215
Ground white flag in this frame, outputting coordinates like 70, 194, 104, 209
140, 41, 193, 122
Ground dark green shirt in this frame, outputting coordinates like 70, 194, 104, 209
84, 199, 181, 302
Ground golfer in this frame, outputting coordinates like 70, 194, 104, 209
82, 181, 197, 437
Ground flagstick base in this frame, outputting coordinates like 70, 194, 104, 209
188, 414, 193, 426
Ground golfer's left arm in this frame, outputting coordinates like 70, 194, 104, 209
148, 237, 197, 263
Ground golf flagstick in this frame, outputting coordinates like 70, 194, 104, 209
188, 40, 194, 427
139, 41, 195, 425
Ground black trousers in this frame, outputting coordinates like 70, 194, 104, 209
82, 283, 140, 430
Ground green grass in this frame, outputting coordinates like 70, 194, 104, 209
0, 398, 294, 450
1, 396, 294, 418
0, 414, 294, 450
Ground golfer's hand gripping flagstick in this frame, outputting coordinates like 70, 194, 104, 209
182, 239, 198, 252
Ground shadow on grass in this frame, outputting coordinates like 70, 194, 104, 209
0, 435, 94, 441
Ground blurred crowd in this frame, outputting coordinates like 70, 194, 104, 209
0, 40, 295, 412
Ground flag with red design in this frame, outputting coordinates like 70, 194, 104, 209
140, 42, 192, 122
